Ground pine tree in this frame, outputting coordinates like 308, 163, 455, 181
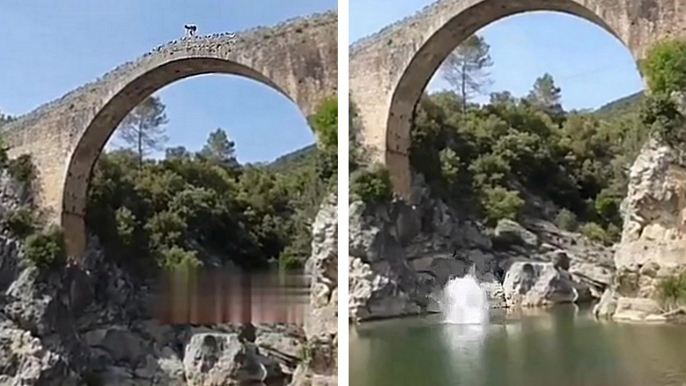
165, 146, 191, 161
527, 73, 564, 118
198, 128, 239, 169
116, 96, 169, 168
441, 35, 494, 113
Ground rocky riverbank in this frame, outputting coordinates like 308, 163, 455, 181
350, 136, 686, 325
348, 174, 615, 322
0, 169, 338, 385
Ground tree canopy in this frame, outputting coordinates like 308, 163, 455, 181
83, 96, 337, 275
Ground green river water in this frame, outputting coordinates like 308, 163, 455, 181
349, 305, 686, 386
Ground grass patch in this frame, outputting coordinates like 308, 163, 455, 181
656, 271, 686, 310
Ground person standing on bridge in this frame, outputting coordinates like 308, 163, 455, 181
184, 24, 197, 37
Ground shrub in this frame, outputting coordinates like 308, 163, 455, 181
480, 186, 523, 225
606, 223, 622, 242
308, 97, 338, 151
115, 207, 136, 246
4, 207, 36, 238
350, 167, 393, 204
639, 39, 686, 95
656, 271, 686, 309
580, 222, 610, 245
594, 191, 621, 225
439, 147, 461, 185
555, 209, 578, 231
158, 246, 202, 270
24, 226, 66, 270
278, 250, 302, 270
315, 148, 337, 183
639, 94, 686, 146
7, 154, 36, 185
145, 210, 187, 250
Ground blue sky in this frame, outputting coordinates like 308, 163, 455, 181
0, 0, 336, 163
350, 0, 643, 110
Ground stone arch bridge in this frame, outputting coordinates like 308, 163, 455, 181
1, 11, 337, 257
350, 0, 686, 199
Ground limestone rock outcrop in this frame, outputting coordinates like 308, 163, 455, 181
599, 138, 686, 321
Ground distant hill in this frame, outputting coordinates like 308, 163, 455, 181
266, 143, 317, 172
594, 91, 644, 117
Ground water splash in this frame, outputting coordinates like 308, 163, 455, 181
441, 270, 489, 325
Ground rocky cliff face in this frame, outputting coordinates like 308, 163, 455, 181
0, 175, 338, 384
349, 175, 614, 322
291, 193, 338, 386
595, 138, 686, 322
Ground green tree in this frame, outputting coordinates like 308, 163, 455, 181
165, 146, 192, 161
350, 167, 393, 204
640, 39, 686, 95
309, 97, 338, 151
440, 35, 493, 113
116, 96, 169, 168
309, 97, 338, 185
480, 186, 524, 225
527, 73, 563, 118
489, 91, 517, 108
639, 93, 686, 146
198, 128, 239, 169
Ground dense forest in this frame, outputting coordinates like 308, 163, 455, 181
351, 35, 685, 247
0, 96, 337, 276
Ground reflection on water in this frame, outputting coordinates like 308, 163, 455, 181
350, 305, 686, 386
440, 323, 488, 385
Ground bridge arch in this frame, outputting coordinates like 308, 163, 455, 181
350, 0, 681, 199
1, 12, 337, 256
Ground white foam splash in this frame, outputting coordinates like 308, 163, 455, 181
441, 270, 489, 325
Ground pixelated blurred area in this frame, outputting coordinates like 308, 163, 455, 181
151, 267, 310, 325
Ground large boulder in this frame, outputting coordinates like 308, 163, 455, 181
183, 333, 283, 386
593, 289, 618, 319
493, 219, 538, 248
502, 262, 590, 307
348, 257, 420, 321
83, 326, 149, 364
480, 281, 507, 309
